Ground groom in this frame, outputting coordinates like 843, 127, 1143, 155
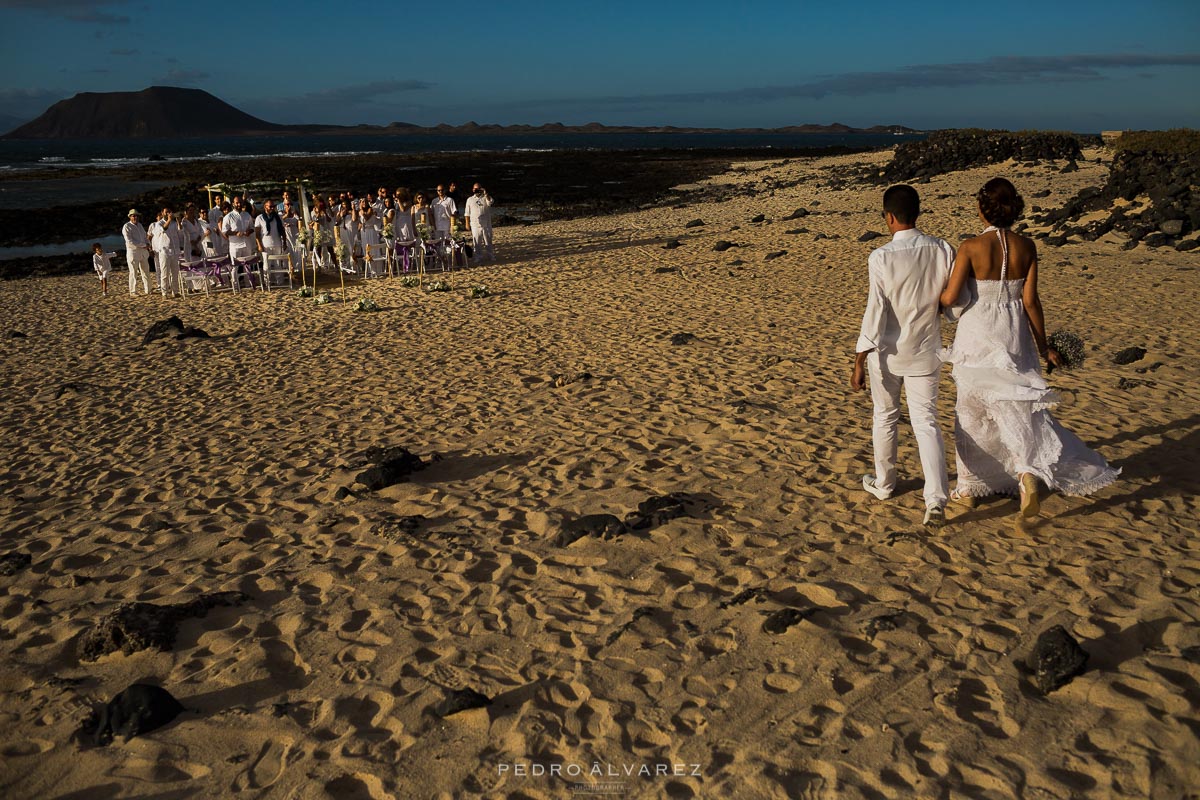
850, 185, 955, 527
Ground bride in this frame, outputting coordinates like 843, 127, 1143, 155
939, 177, 1120, 517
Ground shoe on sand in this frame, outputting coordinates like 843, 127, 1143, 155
862, 475, 892, 500
923, 506, 946, 528
1019, 473, 1040, 519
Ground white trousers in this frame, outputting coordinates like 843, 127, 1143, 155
127, 248, 151, 294
155, 247, 180, 296
470, 223, 494, 261
867, 353, 948, 509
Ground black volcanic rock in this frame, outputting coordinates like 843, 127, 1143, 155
882, 130, 1086, 183
6, 86, 287, 139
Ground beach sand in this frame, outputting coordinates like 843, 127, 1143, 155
1, 147, 1197, 799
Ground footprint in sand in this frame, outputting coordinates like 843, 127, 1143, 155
952, 676, 1020, 739
232, 739, 291, 791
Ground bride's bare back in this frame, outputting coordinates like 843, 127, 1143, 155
961, 227, 1037, 281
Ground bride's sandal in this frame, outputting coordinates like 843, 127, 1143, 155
949, 489, 977, 509
1018, 473, 1040, 519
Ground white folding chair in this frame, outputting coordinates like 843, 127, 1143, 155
229, 255, 261, 293
261, 252, 293, 291
393, 239, 419, 274
178, 253, 209, 295
362, 243, 388, 278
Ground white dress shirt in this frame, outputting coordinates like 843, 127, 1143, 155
855, 228, 955, 376
432, 196, 456, 231
222, 210, 255, 257
465, 193, 493, 227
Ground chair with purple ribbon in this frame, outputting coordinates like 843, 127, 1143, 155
202, 253, 232, 292
230, 254, 262, 292
392, 239, 418, 274
178, 253, 210, 295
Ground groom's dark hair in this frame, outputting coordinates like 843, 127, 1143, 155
883, 185, 920, 224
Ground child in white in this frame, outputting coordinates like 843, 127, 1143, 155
92, 243, 114, 296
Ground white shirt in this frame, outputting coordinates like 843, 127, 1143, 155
255, 213, 286, 251
432, 196, 456, 229
93, 252, 113, 276
149, 219, 182, 252
855, 228, 955, 376
122, 220, 148, 249
465, 193, 493, 226
221, 210, 255, 248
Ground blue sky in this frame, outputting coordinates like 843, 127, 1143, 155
1, 0, 1198, 131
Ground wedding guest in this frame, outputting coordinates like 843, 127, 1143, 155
207, 200, 231, 257
432, 184, 456, 238
255, 199, 287, 255
222, 197, 256, 282
394, 188, 415, 241
358, 198, 384, 275
92, 242, 114, 296
465, 183, 496, 264
122, 208, 152, 295
412, 191, 433, 235
149, 206, 183, 297
336, 200, 358, 268
850, 184, 956, 528
280, 198, 302, 264
180, 204, 203, 261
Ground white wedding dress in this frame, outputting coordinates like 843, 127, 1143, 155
941, 227, 1120, 498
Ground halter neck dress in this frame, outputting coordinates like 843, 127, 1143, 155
940, 226, 1120, 497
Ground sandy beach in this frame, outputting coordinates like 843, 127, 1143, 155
1, 146, 1197, 799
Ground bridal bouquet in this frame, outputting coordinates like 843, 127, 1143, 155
1047, 331, 1085, 370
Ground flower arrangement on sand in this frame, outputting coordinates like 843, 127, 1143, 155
314, 291, 334, 305
424, 280, 451, 293
467, 284, 491, 298
296, 285, 314, 298
399, 275, 422, 288
1048, 331, 1086, 370
354, 297, 381, 312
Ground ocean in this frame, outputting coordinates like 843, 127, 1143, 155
0, 131, 925, 174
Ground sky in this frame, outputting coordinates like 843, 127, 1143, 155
1, 0, 1198, 132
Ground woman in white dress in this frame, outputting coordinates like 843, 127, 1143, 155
357, 198, 383, 275
939, 178, 1119, 517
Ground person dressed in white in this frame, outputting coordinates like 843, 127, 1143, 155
432, 184, 456, 239
221, 197, 256, 284
255, 199, 288, 255
280, 198, 302, 265
851, 185, 956, 527
122, 209, 152, 295
336, 200, 358, 271
149, 206, 183, 297
92, 242, 114, 296
357, 199, 384, 275
939, 178, 1119, 517
180, 205, 203, 262
465, 183, 495, 264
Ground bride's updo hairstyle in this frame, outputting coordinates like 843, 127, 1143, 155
977, 177, 1024, 228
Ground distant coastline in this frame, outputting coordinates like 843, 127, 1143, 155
2, 86, 922, 140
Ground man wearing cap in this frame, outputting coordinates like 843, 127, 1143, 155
122, 209, 152, 295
